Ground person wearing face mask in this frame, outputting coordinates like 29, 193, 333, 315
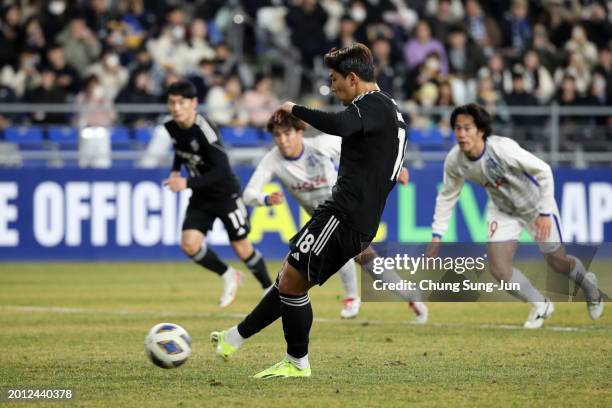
85, 49, 128, 100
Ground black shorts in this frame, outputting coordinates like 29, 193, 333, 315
287, 206, 373, 285
182, 194, 250, 241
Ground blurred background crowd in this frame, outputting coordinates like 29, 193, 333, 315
0, 0, 610, 157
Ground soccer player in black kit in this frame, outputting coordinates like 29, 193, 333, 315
210, 43, 408, 378
163, 80, 272, 308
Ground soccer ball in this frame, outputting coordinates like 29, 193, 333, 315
145, 323, 192, 369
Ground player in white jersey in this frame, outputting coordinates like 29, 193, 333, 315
244, 109, 428, 322
429, 103, 603, 329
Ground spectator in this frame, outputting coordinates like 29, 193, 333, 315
0, 49, 41, 99
405, 52, 444, 99
335, 15, 359, 50
0, 4, 23, 68
372, 36, 398, 97
556, 75, 596, 143
23, 17, 47, 55
475, 75, 508, 126
115, 69, 157, 126
26, 67, 68, 124
463, 0, 502, 55
427, 0, 462, 42
593, 47, 612, 106
40, 0, 71, 43
433, 79, 456, 130
240, 74, 279, 128
555, 51, 591, 95
502, 0, 532, 58
84, 0, 117, 41
121, 0, 158, 48
75, 74, 116, 128
530, 23, 559, 74
0, 80, 19, 128
183, 19, 215, 71
521, 49, 555, 104
582, 3, 612, 49
446, 26, 486, 79
205, 74, 247, 126
285, 0, 329, 68
56, 15, 102, 75
46, 43, 80, 94
187, 58, 218, 102
477, 53, 513, 96
404, 20, 448, 74
505, 69, 542, 138
541, 0, 574, 49
147, 8, 190, 75
85, 50, 128, 101
565, 25, 598, 69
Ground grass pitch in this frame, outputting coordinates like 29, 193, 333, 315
0, 262, 610, 407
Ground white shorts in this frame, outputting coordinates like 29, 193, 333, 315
486, 203, 563, 253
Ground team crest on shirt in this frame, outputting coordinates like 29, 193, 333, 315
190, 139, 200, 151
306, 154, 319, 168
484, 157, 508, 189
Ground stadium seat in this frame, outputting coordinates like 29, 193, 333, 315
260, 130, 274, 145
4, 126, 45, 149
47, 126, 79, 149
220, 127, 260, 147
409, 128, 448, 151
110, 126, 132, 150
134, 127, 153, 146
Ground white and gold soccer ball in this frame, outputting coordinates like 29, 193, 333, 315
145, 323, 192, 369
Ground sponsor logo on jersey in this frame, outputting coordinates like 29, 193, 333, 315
290, 175, 329, 191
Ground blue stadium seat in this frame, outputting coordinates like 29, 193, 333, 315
47, 126, 78, 149
409, 128, 448, 151
220, 127, 260, 147
110, 126, 132, 150
134, 127, 153, 145
260, 130, 274, 145
4, 126, 45, 149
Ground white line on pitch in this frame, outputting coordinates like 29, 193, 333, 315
2, 305, 610, 333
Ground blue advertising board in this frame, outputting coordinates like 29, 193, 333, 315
0, 167, 610, 260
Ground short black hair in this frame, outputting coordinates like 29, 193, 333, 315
450, 103, 493, 139
323, 43, 375, 82
167, 80, 197, 99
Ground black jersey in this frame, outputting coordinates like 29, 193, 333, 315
165, 114, 241, 201
292, 90, 407, 236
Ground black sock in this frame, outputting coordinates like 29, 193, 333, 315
191, 245, 228, 276
237, 280, 281, 338
279, 292, 313, 358
243, 250, 272, 288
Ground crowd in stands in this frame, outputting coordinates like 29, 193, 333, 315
0, 0, 610, 138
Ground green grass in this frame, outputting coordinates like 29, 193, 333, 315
0, 262, 610, 407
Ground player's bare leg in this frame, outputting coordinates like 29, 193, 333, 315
181, 229, 242, 308
230, 238, 273, 291
543, 246, 603, 319
488, 241, 553, 328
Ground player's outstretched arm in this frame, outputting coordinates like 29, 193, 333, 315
243, 154, 280, 207
280, 101, 362, 138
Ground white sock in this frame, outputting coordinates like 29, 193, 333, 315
224, 325, 245, 349
222, 266, 234, 281
338, 260, 359, 299
286, 353, 309, 369
567, 255, 599, 299
508, 267, 546, 304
